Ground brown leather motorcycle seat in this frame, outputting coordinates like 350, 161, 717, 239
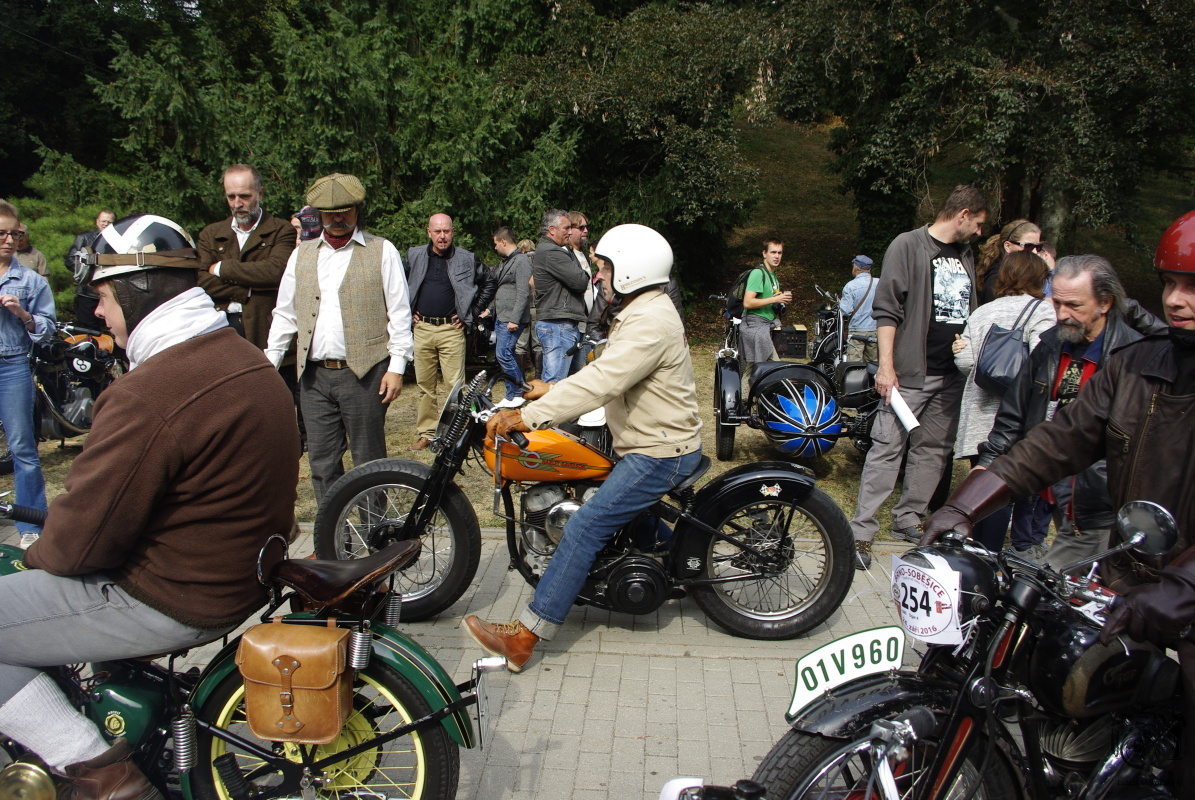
268, 540, 421, 606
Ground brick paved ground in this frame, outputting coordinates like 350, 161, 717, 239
1, 523, 910, 800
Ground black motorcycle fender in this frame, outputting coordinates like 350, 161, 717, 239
787, 671, 959, 740
670, 461, 816, 579
714, 355, 743, 423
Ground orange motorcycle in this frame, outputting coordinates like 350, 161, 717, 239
314, 371, 854, 639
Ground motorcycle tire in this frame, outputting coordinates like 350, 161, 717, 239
715, 418, 736, 462
690, 486, 853, 640
313, 460, 481, 621
191, 660, 459, 800
0, 424, 11, 476
753, 721, 1021, 800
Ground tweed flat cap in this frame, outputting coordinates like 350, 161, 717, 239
306, 173, 366, 212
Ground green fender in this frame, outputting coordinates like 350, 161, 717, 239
180, 617, 473, 800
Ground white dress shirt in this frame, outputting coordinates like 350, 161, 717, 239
266, 228, 414, 374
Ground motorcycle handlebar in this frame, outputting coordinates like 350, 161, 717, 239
0, 502, 47, 527
62, 323, 106, 338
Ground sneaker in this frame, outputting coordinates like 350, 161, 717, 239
18, 532, 39, 549
1013, 543, 1049, 563
890, 525, 923, 544
854, 540, 872, 570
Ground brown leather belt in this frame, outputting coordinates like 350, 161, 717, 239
419, 316, 453, 325
309, 359, 349, 370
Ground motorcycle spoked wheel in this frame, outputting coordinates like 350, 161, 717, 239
753, 724, 1022, 800
313, 461, 481, 621
690, 487, 853, 640
191, 662, 459, 800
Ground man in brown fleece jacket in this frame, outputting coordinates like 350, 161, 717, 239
0, 214, 300, 800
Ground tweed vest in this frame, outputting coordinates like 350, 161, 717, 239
294, 234, 389, 379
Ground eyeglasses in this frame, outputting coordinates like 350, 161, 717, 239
1013, 241, 1044, 252
0, 231, 20, 241
576, 224, 589, 231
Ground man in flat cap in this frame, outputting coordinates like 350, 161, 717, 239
266, 173, 414, 501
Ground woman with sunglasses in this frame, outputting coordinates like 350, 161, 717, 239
976, 218, 1043, 304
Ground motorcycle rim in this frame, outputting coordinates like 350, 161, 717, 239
313, 462, 481, 621
754, 725, 1020, 800
193, 663, 458, 800
691, 488, 853, 639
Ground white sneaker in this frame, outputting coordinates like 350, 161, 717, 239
18, 533, 39, 549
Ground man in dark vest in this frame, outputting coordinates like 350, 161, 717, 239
265, 173, 414, 501
405, 213, 496, 450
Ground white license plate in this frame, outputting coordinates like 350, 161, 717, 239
786, 626, 905, 718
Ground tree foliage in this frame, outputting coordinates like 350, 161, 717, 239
29, 0, 763, 274
766, 0, 1195, 252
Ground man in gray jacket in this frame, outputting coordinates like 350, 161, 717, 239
531, 209, 589, 383
491, 226, 533, 406
851, 185, 989, 569
406, 213, 496, 449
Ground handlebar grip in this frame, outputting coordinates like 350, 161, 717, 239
2, 504, 47, 527
565, 342, 582, 357
509, 431, 529, 448
65, 324, 106, 337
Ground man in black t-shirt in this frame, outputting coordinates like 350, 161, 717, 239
849, 186, 989, 568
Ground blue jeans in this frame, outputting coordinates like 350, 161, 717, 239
535, 320, 580, 384
0, 356, 45, 533
520, 450, 703, 639
494, 321, 526, 400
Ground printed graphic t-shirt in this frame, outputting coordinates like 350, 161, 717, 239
925, 238, 972, 375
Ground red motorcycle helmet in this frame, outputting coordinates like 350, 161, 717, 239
1154, 210, 1195, 273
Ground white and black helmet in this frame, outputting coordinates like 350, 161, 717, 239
75, 214, 199, 285
593, 224, 673, 295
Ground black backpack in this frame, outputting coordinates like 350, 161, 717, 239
724, 267, 760, 319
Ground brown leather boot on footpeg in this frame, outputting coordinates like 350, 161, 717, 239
61, 739, 162, 800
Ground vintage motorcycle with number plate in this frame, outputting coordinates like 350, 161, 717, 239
663, 501, 1186, 799
314, 370, 856, 640
0, 503, 502, 800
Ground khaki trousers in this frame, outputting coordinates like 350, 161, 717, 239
414, 322, 466, 438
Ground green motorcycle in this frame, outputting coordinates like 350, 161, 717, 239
0, 509, 503, 800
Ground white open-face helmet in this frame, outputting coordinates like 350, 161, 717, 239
75, 214, 199, 285
593, 224, 673, 295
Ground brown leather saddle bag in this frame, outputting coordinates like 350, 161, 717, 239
235, 617, 352, 745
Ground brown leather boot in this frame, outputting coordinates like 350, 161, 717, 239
463, 616, 539, 673
61, 739, 162, 800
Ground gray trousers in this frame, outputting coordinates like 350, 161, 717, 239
0, 570, 225, 705
301, 359, 390, 502
851, 372, 964, 542
739, 313, 777, 373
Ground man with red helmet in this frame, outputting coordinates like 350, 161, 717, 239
920, 209, 1195, 792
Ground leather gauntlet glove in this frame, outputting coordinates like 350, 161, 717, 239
919, 468, 1013, 547
1101, 544, 1195, 646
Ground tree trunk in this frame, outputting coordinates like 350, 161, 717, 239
1039, 176, 1073, 253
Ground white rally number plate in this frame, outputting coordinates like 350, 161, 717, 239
786, 625, 905, 718
891, 554, 963, 645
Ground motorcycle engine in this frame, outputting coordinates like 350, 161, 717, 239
62, 386, 95, 429
521, 483, 602, 552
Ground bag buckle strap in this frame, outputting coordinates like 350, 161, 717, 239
272, 655, 304, 733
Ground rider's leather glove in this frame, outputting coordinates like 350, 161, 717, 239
1101, 545, 1195, 646
919, 468, 1013, 547
486, 409, 530, 440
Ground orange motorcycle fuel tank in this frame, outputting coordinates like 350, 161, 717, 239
484, 428, 614, 483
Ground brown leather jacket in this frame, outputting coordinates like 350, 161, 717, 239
197, 210, 297, 354
987, 334, 1195, 583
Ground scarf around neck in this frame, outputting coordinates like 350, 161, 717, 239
125, 287, 228, 370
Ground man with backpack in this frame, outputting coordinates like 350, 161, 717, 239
737, 239, 792, 376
